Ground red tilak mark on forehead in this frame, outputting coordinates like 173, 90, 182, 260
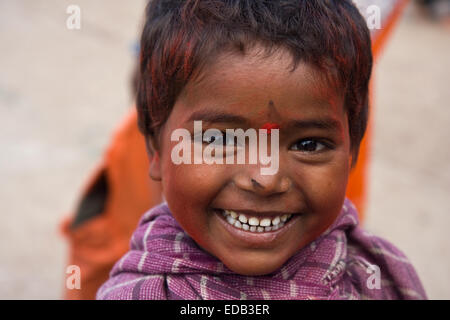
261, 123, 280, 134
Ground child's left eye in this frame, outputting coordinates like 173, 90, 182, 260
290, 139, 329, 153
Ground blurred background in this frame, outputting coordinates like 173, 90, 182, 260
0, 0, 449, 299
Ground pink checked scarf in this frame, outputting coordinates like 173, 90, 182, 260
97, 198, 427, 300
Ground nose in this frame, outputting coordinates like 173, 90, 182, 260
233, 167, 292, 197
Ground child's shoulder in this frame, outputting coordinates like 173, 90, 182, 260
343, 224, 427, 299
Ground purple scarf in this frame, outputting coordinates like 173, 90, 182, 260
97, 198, 427, 300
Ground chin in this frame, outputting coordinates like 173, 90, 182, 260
220, 252, 289, 276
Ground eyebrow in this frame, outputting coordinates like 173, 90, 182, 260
186, 110, 342, 132
187, 110, 248, 124
286, 118, 342, 132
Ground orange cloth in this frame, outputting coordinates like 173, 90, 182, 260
60, 111, 163, 299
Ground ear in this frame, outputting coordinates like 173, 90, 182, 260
349, 144, 361, 171
349, 152, 354, 169
145, 135, 162, 181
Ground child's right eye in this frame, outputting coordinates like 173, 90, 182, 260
201, 131, 236, 147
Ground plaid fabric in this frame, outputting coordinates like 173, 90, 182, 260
96, 198, 427, 300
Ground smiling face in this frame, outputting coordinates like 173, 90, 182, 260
148, 47, 352, 275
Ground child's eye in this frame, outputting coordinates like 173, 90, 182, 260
290, 138, 330, 153
202, 131, 236, 146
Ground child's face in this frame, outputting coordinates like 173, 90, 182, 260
150, 48, 352, 275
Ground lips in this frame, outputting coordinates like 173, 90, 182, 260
212, 207, 300, 247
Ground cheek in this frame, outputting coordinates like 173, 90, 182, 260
160, 160, 229, 232
160, 138, 227, 200
163, 161, 226, 196
317, 170, 348, 214
294, 154, 350, 220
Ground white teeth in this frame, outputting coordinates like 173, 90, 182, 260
238, 214, 248, 224
272, 216, 280, 225
220, 209, 293, 233
248, 217, 260, 226
260, 218, 271, 227
227, 210, 238, 219
227, 216, 236, 225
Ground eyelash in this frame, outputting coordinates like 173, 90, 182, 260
201, 131, 236, 146
290, 138, 334, 153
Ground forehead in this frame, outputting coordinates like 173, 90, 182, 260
174, 47, 345, 125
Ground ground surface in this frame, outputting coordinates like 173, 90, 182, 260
0, 1, 449, 299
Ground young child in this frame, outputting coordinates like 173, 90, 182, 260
97, 0, 427, 300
